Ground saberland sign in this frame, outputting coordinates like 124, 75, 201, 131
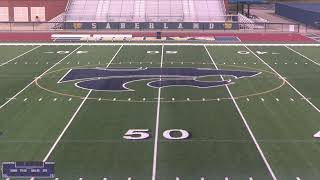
65, 22, 239, 30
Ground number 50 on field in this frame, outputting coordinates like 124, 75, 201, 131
123, 129, 190, 140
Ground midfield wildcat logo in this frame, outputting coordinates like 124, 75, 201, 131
58, 68, 261, 91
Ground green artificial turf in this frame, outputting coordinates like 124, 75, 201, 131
0, 44, 319, 180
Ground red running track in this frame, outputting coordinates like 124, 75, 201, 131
0, 32, 315, 43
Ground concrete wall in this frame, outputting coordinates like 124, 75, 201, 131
0, 0, 68, 21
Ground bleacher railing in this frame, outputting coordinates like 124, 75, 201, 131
0, 21, 300, 33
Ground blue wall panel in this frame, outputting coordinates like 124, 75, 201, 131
275, 3, 320, 28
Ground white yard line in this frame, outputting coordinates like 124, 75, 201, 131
0, 43, 320, 46
0, 45, 83, 110
285, 46, 320, 67
57, 69, 72, 83
244, 45, 320, 113
40, 44, 124, 163
42, 89, 92, 162
152, 44, 164, 180
0, 45, 41, 67
204, 45, 278, 180
107, 45, 123, 67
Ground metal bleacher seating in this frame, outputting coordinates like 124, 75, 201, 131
65, 0, 226, 22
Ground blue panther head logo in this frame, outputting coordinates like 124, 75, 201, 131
58, 67, 261, 91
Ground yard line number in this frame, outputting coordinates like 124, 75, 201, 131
123, 129, 190, 140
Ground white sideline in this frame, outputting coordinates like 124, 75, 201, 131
51, 34, 91, 38
152, 44, 164, 180
244, 46, 320, 113
0, 45, 41, 67
0, 45, 83, 110
0, 43, 320, 46
285, 46, 320, 67
204, 45, 278, 180
42, 90, 92, 162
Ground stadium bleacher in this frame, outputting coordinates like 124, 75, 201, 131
65, 0, 226, 22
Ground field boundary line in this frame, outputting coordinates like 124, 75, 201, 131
205, 45, 278, 180
245, 45, 320, 113
0, 45, 83, 110
42, 89, 92, 161
0, 45, 41, 67
0, 43, 320, 46
285, 46, 320, 66
152, 44, 164, 180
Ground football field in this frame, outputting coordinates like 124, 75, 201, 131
0, 43, 320, 180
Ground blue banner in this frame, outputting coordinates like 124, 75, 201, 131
64, 22, 239, 30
